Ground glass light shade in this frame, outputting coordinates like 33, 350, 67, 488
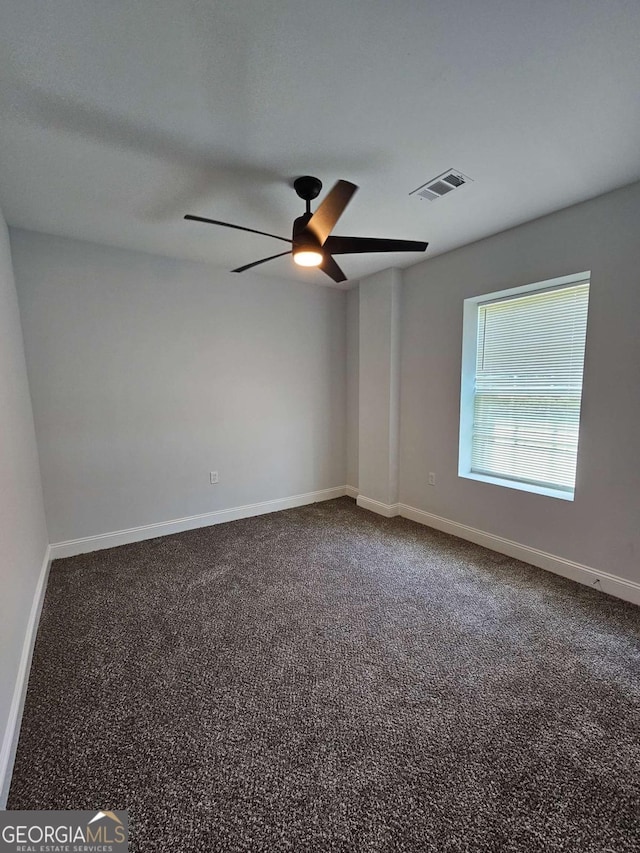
293, 249, 323, 267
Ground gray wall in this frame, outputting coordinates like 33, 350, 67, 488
0, 209, 48, 797
358, 269, 401, 506
346, 286, 359, 489
12, 230, 347, 543
399, 181, 640, 584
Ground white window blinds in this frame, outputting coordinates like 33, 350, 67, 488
472, 281, 589, 493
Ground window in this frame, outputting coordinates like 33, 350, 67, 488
459, 272, 590, 500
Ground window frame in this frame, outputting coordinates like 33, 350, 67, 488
458, 271, 590, 502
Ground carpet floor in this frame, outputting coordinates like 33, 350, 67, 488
8, 497, 640, 852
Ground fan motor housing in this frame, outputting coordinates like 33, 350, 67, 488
292, 213, 320, 248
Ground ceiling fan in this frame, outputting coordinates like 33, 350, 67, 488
184, 176, 428, 283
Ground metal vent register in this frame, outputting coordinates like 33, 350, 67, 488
410, 170, 472, 202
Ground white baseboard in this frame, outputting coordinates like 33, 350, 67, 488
356, 495, 399, 518
397, 503, 640, 607
344, 485, 359, 499
0, 546, 52, 809
50, 486, 349, 559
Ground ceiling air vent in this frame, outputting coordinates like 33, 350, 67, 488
410, 169, 472, 202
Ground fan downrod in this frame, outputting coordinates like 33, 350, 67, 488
293, 176, 323, 202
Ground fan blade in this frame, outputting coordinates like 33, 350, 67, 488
320, 254, 347, 283
306, 180, 358, 246
324, 236, 428, 255
184, 215, 291, 244
232, 251, 292, 273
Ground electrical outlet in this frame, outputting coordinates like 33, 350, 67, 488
210, 471, 219, 484
428, 472, 436, 486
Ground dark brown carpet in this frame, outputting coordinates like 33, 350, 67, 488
9, 497, 640, 852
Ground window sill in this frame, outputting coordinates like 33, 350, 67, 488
458, 470, 574, 501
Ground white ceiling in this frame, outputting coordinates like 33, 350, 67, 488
1, 0, 639, 286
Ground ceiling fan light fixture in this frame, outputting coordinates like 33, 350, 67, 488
185, 175, 427, 283
293, 248, 323, 267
